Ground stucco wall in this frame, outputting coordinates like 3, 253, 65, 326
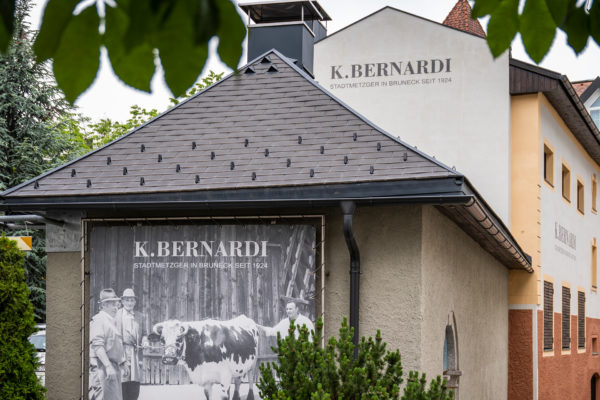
420, 206, 509, 400
46, 251, 81, 400
45, 204, 512, 398
324, 205, 423, 371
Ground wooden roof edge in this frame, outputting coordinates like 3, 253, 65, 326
510, 58, 600, 163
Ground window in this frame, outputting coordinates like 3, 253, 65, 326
577, 179, 585, 214
593, 336, 598, 356
578, 291, 586, 349
593, 175, 598, 213
562, 163, 571, 202
593, 240, 598, 291
544, 281, 554, 351
591, 96, 600, 129
443, 312, 460, 398
544, 144, 554, 186
562, 286, 571, 350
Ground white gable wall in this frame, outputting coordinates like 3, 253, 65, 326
314, 7, 511, 222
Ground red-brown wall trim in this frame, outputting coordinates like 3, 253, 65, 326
509, 309, 534, 399
537, 311, 600, 399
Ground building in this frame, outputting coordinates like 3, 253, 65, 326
0, 2, 533, 397
574, 76, 600, 129
311, 1, 600, 398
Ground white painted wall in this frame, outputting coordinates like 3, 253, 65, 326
314, 7, 511, 223
539, 102, 600, 318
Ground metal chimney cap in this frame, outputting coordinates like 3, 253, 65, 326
239, 0, 331, 23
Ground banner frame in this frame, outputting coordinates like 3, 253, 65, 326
79, 214, 325, 400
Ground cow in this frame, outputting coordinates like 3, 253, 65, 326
151, 315, 260, 400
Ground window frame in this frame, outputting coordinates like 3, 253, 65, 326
543, 142, 554, 187
562, 162, 571, 203
593, 239, 598, 292
578, 290, 586, 350
593, 175, 598, 213
590, 95, 600, 129
577, 177, 585, 214
562, 285, 571, 351
543, 280, 554, 352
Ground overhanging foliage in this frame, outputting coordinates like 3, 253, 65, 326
0, 0, 244, 103
473, 0, 600, 62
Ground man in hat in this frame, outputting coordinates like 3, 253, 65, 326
89, 288, 127, 400
115, 288, 144, 400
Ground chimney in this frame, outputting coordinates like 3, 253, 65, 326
239, 0, 331, 76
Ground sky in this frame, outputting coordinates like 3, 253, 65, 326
28, 0, 600, 122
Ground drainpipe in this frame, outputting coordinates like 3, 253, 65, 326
341, 201, 360, 357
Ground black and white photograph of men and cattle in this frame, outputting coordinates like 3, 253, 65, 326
88, 223, 318, 400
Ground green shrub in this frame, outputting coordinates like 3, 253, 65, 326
0, 237, 45, 399
259, 318, 453, 400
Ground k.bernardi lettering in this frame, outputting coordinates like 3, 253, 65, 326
134, 240, 268, 257
331, 58, 451, 79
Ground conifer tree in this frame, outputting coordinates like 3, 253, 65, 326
0, 236, 45, 399
259, 318, 453, 400
0, 0, 87, 321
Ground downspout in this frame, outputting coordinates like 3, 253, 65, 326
341, 201, 360, 357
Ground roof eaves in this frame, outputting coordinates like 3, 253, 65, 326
509, 58, 562, 80
0, 178, 469, 209
510, 58, 600, 157
558, 75, 600, 144
270, 48, 461, 176
462, 178, 532, 271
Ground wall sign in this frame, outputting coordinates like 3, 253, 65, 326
88, 223, 317, 400
328, 57, 453, 90
554, 222, 576, 261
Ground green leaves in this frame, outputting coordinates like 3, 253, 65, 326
472, 0, 502, 18
563, 5, 590, 53
104, 6, 154, 93
33, 0, 80, 62
52, 6, 101, 104
473, 0, 600, 63
216, 0, 245, 70
31, 0, 245, 103
520, 0, 556, 62
486, 0, 519, 58
155, 0, 209, 97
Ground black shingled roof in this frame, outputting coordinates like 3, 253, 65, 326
0, 49, 531, 272
3, 51, 457, 198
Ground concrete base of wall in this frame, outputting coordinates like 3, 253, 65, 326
46, 252, 81, 400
